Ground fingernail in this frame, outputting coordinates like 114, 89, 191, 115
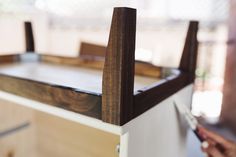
202, 141, 209, 149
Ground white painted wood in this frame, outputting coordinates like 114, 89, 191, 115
120, 85, 193, 157
119, 132, 129, 157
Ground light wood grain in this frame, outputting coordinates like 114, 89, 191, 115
35, 111, 119, 157
0, 99, 37, 157
0, 98, 120, 157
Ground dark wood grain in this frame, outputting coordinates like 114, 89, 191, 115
134, 73, 190, 117
79, 42, 106, 59
102, 7, 136, 125
0, 74, 101, 119
24, 21, 35, 52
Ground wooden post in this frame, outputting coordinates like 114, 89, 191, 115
220, 0, 236, 133
24, 21, 35, 52
102, 7, 136, 125
179, 21, 199, 82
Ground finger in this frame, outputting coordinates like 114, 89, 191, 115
205, 145, 225, 157
198, 127, 231, 147
197, 125, 208, 139
201, 141, 210, 153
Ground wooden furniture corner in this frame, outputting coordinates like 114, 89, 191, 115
0, 7, 199, 126
102, 7, 136, 125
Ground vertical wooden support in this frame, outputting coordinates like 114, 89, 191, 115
24, 21, 35, 52
179, 21, 199, 82
102, 7, 136, 125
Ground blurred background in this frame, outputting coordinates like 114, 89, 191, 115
0, 0, 234, 156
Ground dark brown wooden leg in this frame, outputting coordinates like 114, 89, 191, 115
24, 21, 35, 52
179, 21, 199, 82
102, 7, 136, 125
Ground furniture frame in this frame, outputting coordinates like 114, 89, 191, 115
0, 7, 198, 126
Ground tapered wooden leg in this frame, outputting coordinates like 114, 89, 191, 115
102, 7, 136, 125
179, 21, 199, 82
24, 21, 35, 52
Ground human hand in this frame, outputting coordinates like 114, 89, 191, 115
198, 126, 236, 157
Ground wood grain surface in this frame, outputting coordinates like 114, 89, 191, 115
102, 7, 136, 125
0, 62, 159, 121
79, 42, 106, 59
35, 111, 119, 157
134, 73, 190, 117
0, 98, 119, 157
0, 99, 36, 157
0, 74, 102, 119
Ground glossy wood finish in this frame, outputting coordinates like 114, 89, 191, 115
102, 7, 136, 125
